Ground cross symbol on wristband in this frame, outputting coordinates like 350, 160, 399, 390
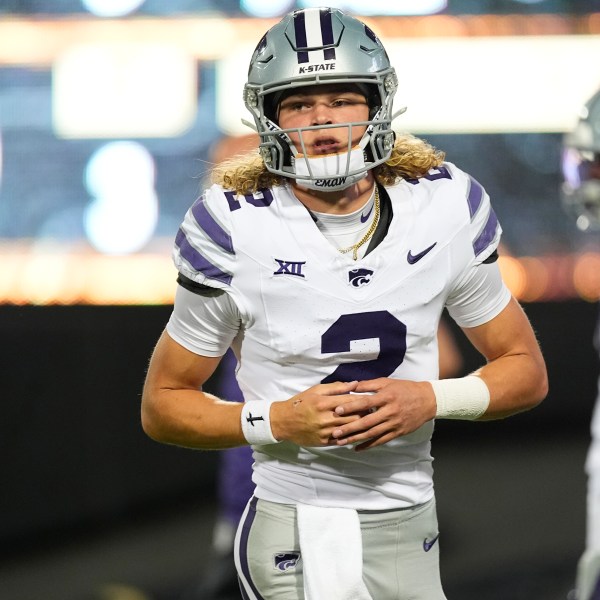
246, 412, 265, 427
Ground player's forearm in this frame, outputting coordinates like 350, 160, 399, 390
455, 297, 548, 420
475, 351, 548, 419
141, 387, 246, 450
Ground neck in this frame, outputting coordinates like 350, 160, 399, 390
289, 174, 376, 214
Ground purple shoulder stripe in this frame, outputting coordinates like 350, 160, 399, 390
175, 228, 233, 286
473, 208, 499, 257
191, 198, 234, 254
467, 176, 484, 219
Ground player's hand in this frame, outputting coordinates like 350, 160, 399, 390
330, 378, 437, 451
270, 381, 362, 447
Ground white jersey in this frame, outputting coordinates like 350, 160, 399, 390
169, 162, 511, 510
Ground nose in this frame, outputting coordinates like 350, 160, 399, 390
311, 102, 333, 126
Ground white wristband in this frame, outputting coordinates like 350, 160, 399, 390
430, 376, 490, 420
241, 400, 279, 445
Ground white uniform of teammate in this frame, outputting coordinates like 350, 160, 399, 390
168, 162, 510, 512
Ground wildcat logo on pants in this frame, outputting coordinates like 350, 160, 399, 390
274, 551, 301, 572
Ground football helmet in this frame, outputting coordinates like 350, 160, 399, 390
243, 7, 400, 191
561, 89, 600, 230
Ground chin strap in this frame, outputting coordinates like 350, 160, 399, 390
290, 126, 371, 191
292, 145, 369, 191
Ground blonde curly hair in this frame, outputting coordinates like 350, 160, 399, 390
210, 133, 445, 196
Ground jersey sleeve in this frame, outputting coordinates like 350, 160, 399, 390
166, 285, 241, 357
446, 260, 511, 328
454, 164, 502, 265
172, 185, 237, 290
444, 163, 502, 264
441, 163, 510, 327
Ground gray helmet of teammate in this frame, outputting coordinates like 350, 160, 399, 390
243, 7, 399, 190
561, 89, 600, 230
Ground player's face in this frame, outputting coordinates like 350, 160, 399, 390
277, 85, 369, 156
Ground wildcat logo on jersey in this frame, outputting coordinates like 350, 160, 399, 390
273, 551, 301, 572
274, 258, 306, 278
348, 268, 374, 287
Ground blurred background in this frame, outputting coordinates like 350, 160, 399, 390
0, 1, 599, 599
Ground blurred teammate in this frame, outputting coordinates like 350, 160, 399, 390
562, 88, 600, 600
142, 8, 547, 598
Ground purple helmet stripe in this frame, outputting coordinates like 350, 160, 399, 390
473, 208, 499, 256
294, 8, 336, 64
466, 175, 484, 219
191, 199, 234, 254
237, 497, 266, 600
364, 25, 379, 44
294, 11, 309, 64
175, 228, 233, 286
320, 8, 336, 60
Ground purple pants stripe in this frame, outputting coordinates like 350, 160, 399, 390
236, 497, 266, 600
238, 579, 252, 600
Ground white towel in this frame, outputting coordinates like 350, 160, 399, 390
296, 504, 373, 600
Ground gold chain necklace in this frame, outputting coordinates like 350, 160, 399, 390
338, 186, 380, 261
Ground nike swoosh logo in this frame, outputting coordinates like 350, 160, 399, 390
423, 534, 440, 552
407, 242, 437, 264
360, 205, 373, 223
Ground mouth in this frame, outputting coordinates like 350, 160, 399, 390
312, 137, 340, 155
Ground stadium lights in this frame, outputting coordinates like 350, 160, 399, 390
83, 142, 158, 255
1, 13, 600, 304
240, 0, 294, 18
0, 250, 598, 305
298, 0, 447, 16
52, 42, 197, 139
241, 0, 447, 17
81, 0, 147, 18
217, 35, 600, 135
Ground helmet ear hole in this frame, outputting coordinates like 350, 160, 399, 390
264, 94, 280, 123
279, 137, 292, 168
369, 105, 381, 120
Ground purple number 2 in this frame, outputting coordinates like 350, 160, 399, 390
321, 311, 407, 384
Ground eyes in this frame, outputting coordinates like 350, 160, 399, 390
279, 95, 367, 114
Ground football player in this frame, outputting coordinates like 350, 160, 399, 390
562, 88, 600, 600
141, 8, 548, 599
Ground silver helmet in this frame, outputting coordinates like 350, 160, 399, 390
243, 7, 399, 191
561, 89, 600, 231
